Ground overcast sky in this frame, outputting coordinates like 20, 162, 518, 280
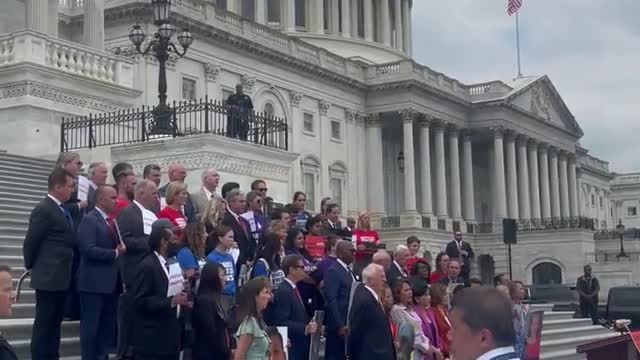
412, 0, 640, 173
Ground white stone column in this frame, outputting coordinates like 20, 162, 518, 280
419, 118, 433, 216
255, 0, 266, 24
559, 152, 570, 218
568, 156, 579, 217
341, 0, 351, 37
25, 0, 49, 33
434, 121, 448, 218
312, 0, 325, 33
517, 136, 531, 220
379, 0, 391, 46
539, 144, 551, 218
227, 0, 238, 13
283, 0, 295, 32
462, 130, 475, 222
402, 0, 411, 54
83, 0, 105, 50
449, 126, 462, 220
505, 131, 519, 219
393, 0, 403, 50
331, 0, 340, 33
48, 0, 58, 36
492, 127, 507, 220
351, 0, 359, 36
549, 148, 561, 218
365, 114, 385, 216
400, 110, 417, 214
364, 0, 374, 41
528, 140, 541, 220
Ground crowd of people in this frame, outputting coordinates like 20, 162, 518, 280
0, 150, 552, 360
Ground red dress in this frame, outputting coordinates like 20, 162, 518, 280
352, 229, 380, 261
157, 206, 187, 239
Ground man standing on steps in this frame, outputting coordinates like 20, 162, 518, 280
77, 185, 126, 360
23, 168, 76, 360
85, 162, 109, 212
577, 264, 600, 325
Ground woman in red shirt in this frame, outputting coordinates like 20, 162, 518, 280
157, 181, 189, 240
427, 283, 451, 358
428, 252, 449, 284
352, 211, 380, 274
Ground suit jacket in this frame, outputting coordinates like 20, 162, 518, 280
117, 204, 149, 288
0, 333, 18, 360
347, 284, 396, 360
445, 240, 475, 272
268, 280, 310, 360
131, 252, 182, 356
386, 261, 408, 286
23, 196, 76, 291
192, 293, 231, 360
191, 187, 220, 222
61, 189, 83, 231
76, 209, 119, 294
222, 212, 254, 273
158, 183, 197, 223
86, 185, 97, 213
323, 262, 354, 332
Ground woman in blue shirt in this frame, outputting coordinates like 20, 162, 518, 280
177, 222, 207, 278
206, 224, 236, 314
291, 192, 312, 233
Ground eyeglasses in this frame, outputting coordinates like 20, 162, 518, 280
258, 188, 268, 192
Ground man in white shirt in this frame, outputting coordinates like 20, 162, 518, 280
387, 245, 409, 286
450, 287, 519, 360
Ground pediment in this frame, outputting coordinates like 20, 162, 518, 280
506, 76, 584, 137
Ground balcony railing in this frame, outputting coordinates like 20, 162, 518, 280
594, 228, 640, 240
588, 251, 640, 263
517, 217, 595, 232
0, 30, 134, 88
60, 96, 289, 152
380, 216, 400, 229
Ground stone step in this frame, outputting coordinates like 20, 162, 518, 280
0, 319, 80, 342
11, 303, 35, 318
541, 325, 610, 341
0, 235, 26, 247
0, 191, 43, 204
0, 255, 24, 268
540, 349, 584, 360
15, 290, 35, 304
0, 223, 28, 236
0, 163, 52, 178
0, 153, 56, 167
543, 318, 595, 331
0, 174, 48, 187
0, 244, 23, 257
12, 337, 80, 360
544, 311, 577, 322
0, 159, 53, 174
0, 203, 36, 213
0, 209, 32, 221
540, 331, 616, 354
0, 180, 47, 194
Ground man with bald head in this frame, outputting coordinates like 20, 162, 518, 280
115, 179, 159, 358
158, 163, 196, 223
193, 168, 222, 220
372, 250, 391, 271
324, 240, 356, 360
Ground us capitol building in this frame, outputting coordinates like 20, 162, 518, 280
1, 0, 639, 296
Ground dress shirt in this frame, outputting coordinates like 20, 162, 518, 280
284, 277, 297, 290
364, 285, 380, 303
337, 258, 355, 281
134, 200, 157, 221
95, 207, 108, 220
154, 251, 170, 281
89, 179, 98, 190
47, 193, 63, 207
394, 261, 408, 277
476, 346, 519, 360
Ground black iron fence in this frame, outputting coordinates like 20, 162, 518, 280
594, 228, 640, 240
589, 251, 640, 263
517, 217, 595, 231
60, 96, 289, 152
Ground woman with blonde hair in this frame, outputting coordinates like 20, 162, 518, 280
352, 211, 380, 275
158, 181, 189, 240
201, 197, 227, 235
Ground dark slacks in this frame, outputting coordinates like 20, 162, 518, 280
31, 289, 68, 360
80, 292, 118, 360
135, 354, 179, 360
116, 293, 134, 359
325, 332, 347, 360
580, 299, 599, 324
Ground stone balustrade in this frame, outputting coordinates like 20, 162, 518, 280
0, 30, 134, 88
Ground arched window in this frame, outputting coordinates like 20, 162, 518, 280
263, 103, 275, 118
532, 262, 563, 285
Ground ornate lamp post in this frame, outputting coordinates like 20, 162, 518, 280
616, 219, 627, 258
129, 0, 193, 135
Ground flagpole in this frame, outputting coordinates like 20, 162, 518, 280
515, 11, 523, 78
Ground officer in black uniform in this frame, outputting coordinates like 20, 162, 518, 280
225, 83, 254, 140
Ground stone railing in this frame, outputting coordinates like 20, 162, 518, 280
171, 0, 367, 82
0, 30, 134, 88
517, 217, 596, 232
594, 227, 640, 240
380, 216, 401, 229
586, 251, 640, 264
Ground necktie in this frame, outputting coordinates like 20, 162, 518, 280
294, 286, 303, 305
105, 217, 119, 247
60, 206, 73, 227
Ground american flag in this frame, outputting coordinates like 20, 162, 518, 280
507, 0, 523, 16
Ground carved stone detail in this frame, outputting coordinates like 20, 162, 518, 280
399, 108, 417, 123
365, 113, 381, 127
319, 100, 331, 116
240, 74, 256, 92
204, 63, 221, 82
290, 91, 303, 108
345, 109, 358, 123
489, 126, 505, 139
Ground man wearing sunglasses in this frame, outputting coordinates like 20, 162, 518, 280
251, 179, 274, 219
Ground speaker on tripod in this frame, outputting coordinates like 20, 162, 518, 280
503, 219, 517, 280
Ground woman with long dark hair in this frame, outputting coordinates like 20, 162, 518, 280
284, 228, 319, 315
410, 259, 431, 291
291, 192, 312, 232
234, 277, 273, 360
206, 225, 237, 314
251, 232, 285, 288
193, 262, 231, 360
428, 252, 449, 284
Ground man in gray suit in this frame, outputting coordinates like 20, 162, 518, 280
86, 162, 109, 212
192, 168, 221, 221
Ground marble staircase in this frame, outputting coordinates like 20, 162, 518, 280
0, 152, 81, 360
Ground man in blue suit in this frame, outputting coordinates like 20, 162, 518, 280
268, 255, 318, 360
323, 240, 356, 360
77, 185, 126, 360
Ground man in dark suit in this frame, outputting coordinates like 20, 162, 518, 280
324, 241, 356, 360
131, 219, 189, 360
449, 287, 518, 360
445, 231, 475, 283
437, 258, 465, 287
116, 179, 158, 359
348, 263, 395, 360
268, 255, 318, 360
158, 163, 196, 223
23, 168, 76, 359
387, 245, 409, 286
0, 265, 18, 360
222, 189, 254, 277
77, 185, 126, 360
85, 162, 109, 212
